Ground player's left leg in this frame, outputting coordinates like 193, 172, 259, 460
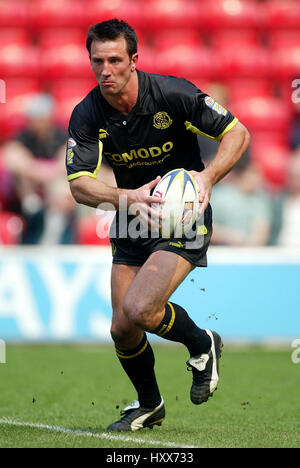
123, 250, 223, 405
108, 263, 165, 431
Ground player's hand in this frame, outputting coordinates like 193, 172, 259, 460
128, 176, 165, 230
189, 170, 213, 217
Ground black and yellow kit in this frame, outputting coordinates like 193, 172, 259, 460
66, 70, 238, 266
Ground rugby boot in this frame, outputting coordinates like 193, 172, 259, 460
106, 397, 165, 432
186, 329, 223, 405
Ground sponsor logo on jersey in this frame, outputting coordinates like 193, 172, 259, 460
153, 112, 173, 130
197, 224, 208, 235
66, 138, 77, 164
99, 128, 109, 139
169, 240, 185, 248
204, 96, 228, 116
105, 141, 174, 165
67, 138, 77, 148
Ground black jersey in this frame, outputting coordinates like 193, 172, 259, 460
66, 70, 238, 189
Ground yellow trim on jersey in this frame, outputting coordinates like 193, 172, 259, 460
184, 117, 239, 141
67, 140, 103, 182
185, 121, 216, 140
215, 117, 239, 141
116, 340, 148, 359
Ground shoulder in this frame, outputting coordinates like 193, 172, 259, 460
69, 86, 101, 131
140, 71, 202, 104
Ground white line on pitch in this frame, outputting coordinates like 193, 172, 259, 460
0, 418, 199, 448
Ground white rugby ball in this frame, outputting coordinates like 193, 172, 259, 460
152, 168, 199, 238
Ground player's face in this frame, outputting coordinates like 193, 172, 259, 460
90, 37, 138, 97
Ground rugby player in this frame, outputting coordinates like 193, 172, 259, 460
66, 19, 250, 431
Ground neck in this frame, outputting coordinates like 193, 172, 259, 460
102, 71, 138, 115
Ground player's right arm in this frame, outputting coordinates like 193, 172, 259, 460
66, 104, 164, 226
66, 116, 163, 227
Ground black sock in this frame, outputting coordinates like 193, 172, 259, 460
152, 302, 211, 356
115, 333, 161, 409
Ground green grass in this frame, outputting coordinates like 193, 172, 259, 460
0, 344, 299, 448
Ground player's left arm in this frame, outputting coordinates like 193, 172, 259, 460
191, 121, 251, 215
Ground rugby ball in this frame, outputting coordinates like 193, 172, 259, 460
152, 168, 199, 238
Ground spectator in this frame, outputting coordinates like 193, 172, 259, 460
276, 149, 300, 247
210, 155, 272, 246
2, 93, 69, 244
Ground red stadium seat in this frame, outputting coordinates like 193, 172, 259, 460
263, 0, 300, 30
77, 215, 111, 245
0, 29, 31, 47
0, 212, 24, 245
210, 29, 260, 49
230, 96, 292, 133
155, 45, 213, 80
267, 30, 300, 50
86, 0, 145, 30
0, 0, 29, 28
271, 46, 300, 81
215, 45, 271, 79
250, 141, 290, 190
202, 0, 265, 30
38, 29, 85, 49
40, 43, 93, 81
143, 0, 205, 31
151, 29, 205, 49
0, 78, 42, 141
29, 0, 87, 31
269, 32, 300, 80
0, 44, 40, 78
49, 78, 97, 102
227, 79, 274, 101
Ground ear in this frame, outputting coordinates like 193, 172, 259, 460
131, 52, 139, 71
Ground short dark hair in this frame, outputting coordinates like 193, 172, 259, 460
86, 19, 138, 58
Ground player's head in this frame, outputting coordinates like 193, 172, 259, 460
86, 19, 138, 96
86, 19, 138, 60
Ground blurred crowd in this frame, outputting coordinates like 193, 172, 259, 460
0, 0, 300, 247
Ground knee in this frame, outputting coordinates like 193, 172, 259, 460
123, 293, 160, 331
110, 314, 142, 349
110, 322, 130, 347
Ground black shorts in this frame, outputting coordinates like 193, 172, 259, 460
109, 204, 213, 268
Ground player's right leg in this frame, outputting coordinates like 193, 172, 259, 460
107, 263, 165, 432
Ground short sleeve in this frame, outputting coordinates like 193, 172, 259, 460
174, 79, 239, 141
66, 106, 103, 182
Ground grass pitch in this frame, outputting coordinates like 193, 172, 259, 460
0, 343, 299, 448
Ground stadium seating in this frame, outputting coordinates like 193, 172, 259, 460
86, 0, 145, 30
201, 0, 266, 31
143, 0, 205, 31
230, 96, 292, 133
227, 79, 274, 101
151, 29, 205, 49
263, 0, 300, 30
250, 140, 290, 190
214, 44, 271, 79
269, 31, 300, 80
0, 43, 40, 78
29, 0, 87, 31
155, 45, 213, 79
40, 42, 93, 81
0, 0, 29, 28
